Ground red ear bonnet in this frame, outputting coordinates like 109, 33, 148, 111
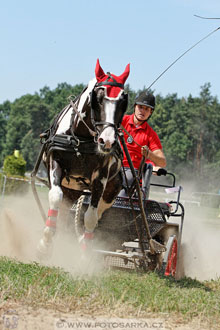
95, 59, 106, 82
95, 59, 130, 98
118, 63, 130, 84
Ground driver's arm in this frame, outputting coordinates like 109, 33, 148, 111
141, 147, 166, 168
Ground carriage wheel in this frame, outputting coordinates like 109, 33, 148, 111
162, 235, 178, 277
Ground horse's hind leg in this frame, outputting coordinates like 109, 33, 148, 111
37, 159, 63, 257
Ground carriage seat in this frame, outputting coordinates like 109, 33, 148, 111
141, 163, 153, 199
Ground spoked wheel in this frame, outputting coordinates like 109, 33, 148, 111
161, 235, 178, 277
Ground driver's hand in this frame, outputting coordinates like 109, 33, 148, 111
157, 168, 167, 176
141, 145, 149, 158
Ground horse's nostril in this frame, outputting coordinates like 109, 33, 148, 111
98, 138, 112, 150
98, 137, 104, 145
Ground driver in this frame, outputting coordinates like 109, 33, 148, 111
119, 91, 166, 197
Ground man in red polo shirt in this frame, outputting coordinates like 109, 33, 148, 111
119, 91, 166, 197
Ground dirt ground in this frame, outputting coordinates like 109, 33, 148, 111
0, 301, 213, 330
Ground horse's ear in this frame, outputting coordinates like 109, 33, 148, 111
95, 59, 106, 82
118, 63, 130, 84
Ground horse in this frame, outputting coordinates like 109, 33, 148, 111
37, 59, 130, 257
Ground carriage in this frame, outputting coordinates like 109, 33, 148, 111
31, 60, 185, 278
71, 167, 184, 277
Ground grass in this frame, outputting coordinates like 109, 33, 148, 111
0, 256, 220, 326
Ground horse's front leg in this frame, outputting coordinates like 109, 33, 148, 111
82, 168, 108, 244
37, 159, 63, 257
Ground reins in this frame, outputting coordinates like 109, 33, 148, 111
119, 131, 166, 254
69, 99, 97, 138
120, 125, 149, 167
120, 125, 142, 148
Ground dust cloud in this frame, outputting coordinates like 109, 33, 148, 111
176, 180, 220, 281
0, 184, 220, 281
0, 188, 104, 276
180, 205, 220, 281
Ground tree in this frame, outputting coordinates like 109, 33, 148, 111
2, 94, 50, 170
125, 84, 137, 114
20, 131, 41, 171
40, 83, 85, 120
0, 101, 11, 165
3, 150, 26, 176
187, 83, 215, 174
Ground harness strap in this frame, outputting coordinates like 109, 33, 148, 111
46, 134, 97, 156
70, 99, 97, 137
120, 125, 142, 148
97, 81, 124, 88
96, 73, 124, 89
69, 176, 89, 187
94, 121, 117, 135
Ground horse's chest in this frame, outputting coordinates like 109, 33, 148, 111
53, 151, 108, 190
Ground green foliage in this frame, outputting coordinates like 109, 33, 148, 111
1, 94, 50, 170
3, 152, 26, 176
125, 84, 137, 114
20, 131, 41, 171
1, 152, 28, 195
40, 83, 85, 120
0, 101, 12, 164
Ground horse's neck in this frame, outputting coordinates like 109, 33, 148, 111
56, 78, 96, 136
72, 103, 94, 138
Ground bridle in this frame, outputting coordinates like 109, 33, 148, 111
90, 73, 127, 139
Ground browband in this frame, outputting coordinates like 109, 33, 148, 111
96, 73, 124, 89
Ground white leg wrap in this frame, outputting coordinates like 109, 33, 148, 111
49, 186, 63, 209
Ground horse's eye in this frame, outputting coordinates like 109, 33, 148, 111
96, 89, 104, 104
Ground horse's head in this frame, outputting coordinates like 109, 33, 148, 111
91, 59, 130, 154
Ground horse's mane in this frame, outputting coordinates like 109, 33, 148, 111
77, 78, 96, 114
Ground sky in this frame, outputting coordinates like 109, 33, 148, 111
1, 0, 220, 104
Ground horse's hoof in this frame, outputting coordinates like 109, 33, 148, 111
36, 239, 53, 261
80, 239, 94, 252
79, 232, 94, 252
43, 226, 56, 240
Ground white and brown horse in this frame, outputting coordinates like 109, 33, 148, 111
37, 59, 130, 256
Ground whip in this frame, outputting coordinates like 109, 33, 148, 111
147, 24, 220, 91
